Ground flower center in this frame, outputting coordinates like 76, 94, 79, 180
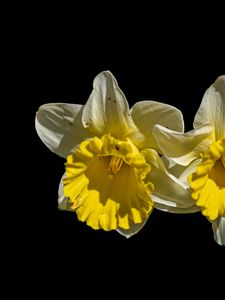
208, 157, 225, 189
63, 134, 154, 231
108, 156, 123, 176
188, 138, 225, 221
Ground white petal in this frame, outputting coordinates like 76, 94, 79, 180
58, 173, 69, 210
142, 148, 198, 210
163, 158, 187, 178
162, 157, 201, 187
36, 103, 92, 158
82, 71, 136, 137
177, 158, 201, 186
194, 76, 225, 140
58, 173, 74, 211
117, 220, 148, 238
212, 217, 225, 246
153, 123, 215, 166
130, 101, 184, 151
150, 168, 197, 210
153, 201, 199, 214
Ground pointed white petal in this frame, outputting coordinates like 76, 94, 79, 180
177, 158, 201, 186
58, 173, 69, 210
162, 157, 201, 187
58, 173, 74, 211
142, 148, 198, 210
36, 103, 92, 158
161, 155, 178, 169
153, 123, 215, 166
117, 220, 148, 238
163, 159, 187, 179
130, 101, 184, 151
194, 76, 225, 140
212, 217, 225, 246
150, 168, 197, 210
82, 71, 135, 137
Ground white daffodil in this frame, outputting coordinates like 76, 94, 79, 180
36, 71, 196, 237
153, 75, 225, 245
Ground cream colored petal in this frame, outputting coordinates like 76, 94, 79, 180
58, 173, 70, 211
150, 168, 197, 210
82, 71, 136, 138
194, 76, 225, 140
163, 159, 187, 179
153, 201, 199, 213
35, 103, 93, 158
142, 148, 198, 210
117, 220, 148, 238
161, 155, 178, 170
177, 159, 201, 186
160, 157, 202, 200
130, 101, 184, 151
212, 217, 225, 246
163, 158, 201, 186
153, 123, 215, 166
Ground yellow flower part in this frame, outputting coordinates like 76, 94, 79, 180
63, 134, 154, 231
188, 138, 225, 221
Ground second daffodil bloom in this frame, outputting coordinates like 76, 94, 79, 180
36, 71, 196, 237
153, 75, 225, 245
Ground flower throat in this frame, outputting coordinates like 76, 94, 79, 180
108, 156, 123, 176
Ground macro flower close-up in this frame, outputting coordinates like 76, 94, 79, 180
153, 75, 225, 245
35, 71, 197, 237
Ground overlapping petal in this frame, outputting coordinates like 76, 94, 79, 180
142, 148, 198, 212
153, 123, 215, 166
212, 217, 225, 246
35, 103, 93, 158
194, 76, 225, 140
58, 173, 72, 211
82, 71, 136, 138
130, 101, 184, 151
116, 220, 148, 238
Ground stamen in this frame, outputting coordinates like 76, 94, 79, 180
108, 156, 123, 176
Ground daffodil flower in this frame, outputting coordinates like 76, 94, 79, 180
153, 75, 225, 245
36, 71, 196, 237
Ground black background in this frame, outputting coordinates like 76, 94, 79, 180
25, 6, 225, 294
